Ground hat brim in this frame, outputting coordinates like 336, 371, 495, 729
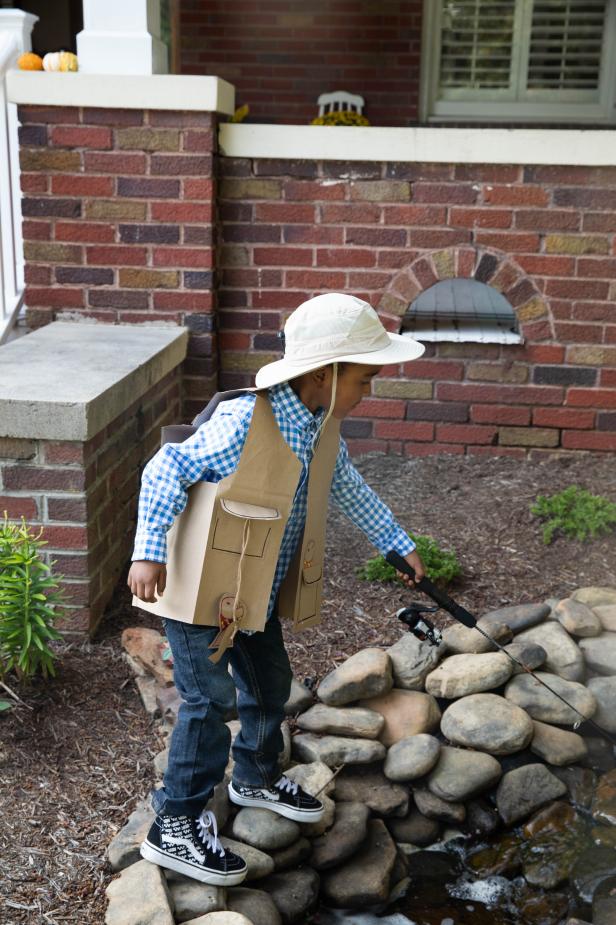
254, 332, 425, 389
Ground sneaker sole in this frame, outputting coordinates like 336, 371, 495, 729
140, 839, 247, 886
228, 783, 325, 823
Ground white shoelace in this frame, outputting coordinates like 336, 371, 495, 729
196, 809, 225, 857
275, 774, 299, 796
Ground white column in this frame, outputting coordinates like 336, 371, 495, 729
0, 8, 38, 53
77, 0, 168, 75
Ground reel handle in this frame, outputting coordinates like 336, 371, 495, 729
385, 550, 476, 629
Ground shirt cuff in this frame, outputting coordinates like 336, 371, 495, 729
132, 531, 168, 563
379, 528, 415, 558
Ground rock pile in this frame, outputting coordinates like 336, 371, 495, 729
108, 587, 616, 925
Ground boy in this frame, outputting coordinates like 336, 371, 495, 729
128, 293, 425, 886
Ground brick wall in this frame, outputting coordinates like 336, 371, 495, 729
218, 158, 616, 457
0, 370, 181, 634
179, 0, 423, 126
18, 104, 217, 418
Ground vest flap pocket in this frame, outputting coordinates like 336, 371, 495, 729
302, 564, 322, 585
221, 499, 281, 520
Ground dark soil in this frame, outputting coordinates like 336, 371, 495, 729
2, 453, 615, 924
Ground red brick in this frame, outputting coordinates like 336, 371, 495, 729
51, 174, 113, 196
483, 185, 549, 207
254, 246, 312, 267
19, 105, 80, 124
316, 248, 375, 268
320, 203, 381, 224
605, 326, 616, 344
285, 269, 347, 288
2, 466, 85, 491
153, 291, 213, 311
553, 323, 604, 344
51, 125, 112, 148
405, 442, 465, 457
520, 320, 552, 342
153, 247, 213, 268
183, 178, 215, 199
409, 229, 471, 248
437, 383, 564, 405
413, 183, 477, 204
402, 359, 464, 381
21, 173, 48, 193
83, 151, 146, 174
468, 446, 526, 459
436, 423, 497, 444
87, 245, 147, 266
251, 291, 301, 310
533, 408, 595, 429
182, 130, 215, 152
220, 331, 251, 350
0, 495, 38, 519
256, 202, 316, 223
450, 208, 512, 228
285, 225, 344, 245
571, 302, 615, 322
46, 497, 88, 522
346, 439, 389, 455
545, 278, 610, 300
351, 399, 406, 419
577, 258, 616, 279
562, 431, 616, 451
567, 388, 616, 408
383, 205, 447, 226
43, 442, 85, 465
510, 344, 565, 364
471, 405, 531, 425
374, 421, 434, 441
151, 202, 213, 222
601, 370, 616, 387
474, 231, 540, 252
583, 212, 616, 233
516, 255, 575, 276
38, 524, 89, 550
25, 287, 85, 307
25, 266, 51, 284
515, 209, 580, 231
284, 180, 345, 201
56, 221, 115, 243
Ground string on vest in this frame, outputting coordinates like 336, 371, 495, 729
208, 518, 251, 664
232, 518, 251, 623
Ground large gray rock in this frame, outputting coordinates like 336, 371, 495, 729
386, 808, 440, 847
587, 677, 616, 733
219, 837, 274, 881
185, 914, 256, 925
105, 859, 175, 925
413, 786, 466, 824
440, 693, 534, 755
284, 678, 313, 715
301, 793, 336, 838
571, 847, 616, 906
334, 766, 409, 817
269, 837, 312, 872
480, 602, 550, 633
554, 599, 602, 637
231, 808, 299, 851
296, 703, 384, 739
107, 799, 155, 871
260, 868, 320, 924
425, 652, 513, 699
579, 633, 616, 676
427, 746, 502, 802
441, 619, 513, 655
572, 587, 616, 608
226, 887, 282, 925
168, 879, 224, 922
387, 632, 441, 690
317, 648, 392, 706
292, 733, 385, 765
359, 689, 441, 746
384, 734, 441, 782
503, 640, 547, 675
311, 801, 370, 870
530, 720, 588, 765
505, 672, 597, 725
496, 763, 567, 824
320, 820, 397, 908
593, 875, 616, 925
284, 760, 335, 797
593, 605, 616, 633
515, 622, 585, 682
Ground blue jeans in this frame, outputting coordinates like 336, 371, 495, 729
152, 614, 293, 817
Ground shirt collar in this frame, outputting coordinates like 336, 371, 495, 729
269, 382, 324, 431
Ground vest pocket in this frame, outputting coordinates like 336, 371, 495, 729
212, 501, 280, 558
296, 564, 321, 623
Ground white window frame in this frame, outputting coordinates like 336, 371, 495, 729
420, 0, 616, 124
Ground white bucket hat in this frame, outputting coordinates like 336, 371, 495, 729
255, 293, 424, 389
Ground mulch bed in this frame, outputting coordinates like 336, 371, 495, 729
2, 453, 615, 924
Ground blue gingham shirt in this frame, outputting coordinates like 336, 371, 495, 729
133, 383, 415, 617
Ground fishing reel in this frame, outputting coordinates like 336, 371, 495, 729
397, 603, 443, 647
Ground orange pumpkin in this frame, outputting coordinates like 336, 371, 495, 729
18, 52, 44, 71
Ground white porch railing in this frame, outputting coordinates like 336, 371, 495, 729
0, 11, 37, 344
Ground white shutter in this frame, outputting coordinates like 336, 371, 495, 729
439, 1, 517, 90
527, 0, 606, 92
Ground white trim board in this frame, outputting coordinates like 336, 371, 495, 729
6, 71, 235, 115
219, 124, 616, 166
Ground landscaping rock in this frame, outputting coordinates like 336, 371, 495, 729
135, 675, 160, 718
359, 689, 441, 746
261, 868, 320, 924
515, 622, 585, 682
572, 587, 616, 608
440, 693, 534, 755
579, 633, 616, 676
383, 734, 441, 782
386, 808, 440, 847
231, 809, 299, 851
284, 678, 313, 715
530, 720, 588, 765
156, 684, 182, 725
105, 859, 174, 925
571, 846, 616, 905
107, 799, 154, 872
154, 747, 169, 776
465, 799, 500, 837
284, 760, 335, 797
168, 880, 224, 922
554, 598, 602, 637
587, 676, 616, 733
296, 704, 384, 738
496, 763, 567, 824
301, 793, 336, 837
292, 733, 385, 765
593, 605, 616, 633
311, 801, 370, 870
184, 915, 254, 925
441, 619, 513, 655
480, 602, 550, 633
386, 632, 441, 690
121, 627, 174, 687
505, 672, 597, 724
317, 649, 392, 706
269, 836, 312, 871
320, 820, 397, 907
413, 785, 466, 824
593, 876, 616, 925
427, 745, 502, 802
503, 640, 547, 674
334, 766, 409, 817
219, 837, 274, 881
550, 766, 596, 809
521, 802, 589, 890
226, 887, 282, 925
591, 769, 616, 827
425, 652, 513, 699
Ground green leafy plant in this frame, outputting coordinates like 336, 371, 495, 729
356, 534, 461, 586
531, 485, 616, 545
0, 514, 64, 682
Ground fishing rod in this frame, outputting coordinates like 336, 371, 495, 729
385, 550, 616, 748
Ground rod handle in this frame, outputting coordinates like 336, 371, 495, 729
385, 550, 476, 629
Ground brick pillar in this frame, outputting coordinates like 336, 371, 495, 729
18, 105, 218, 418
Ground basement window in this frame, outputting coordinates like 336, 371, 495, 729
401, 278, 523, 344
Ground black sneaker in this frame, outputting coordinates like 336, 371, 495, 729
228, 774, 325, 823
140, 809, 247, 885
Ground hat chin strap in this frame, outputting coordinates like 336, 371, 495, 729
312, 361, 338, 453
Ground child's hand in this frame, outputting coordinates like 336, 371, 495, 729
128, 560, 167, 603
398, 550, 425, 588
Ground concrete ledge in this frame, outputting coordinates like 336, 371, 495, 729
6, 71, 235, 115
219, 123, 616, 167
0, 321, 188, 440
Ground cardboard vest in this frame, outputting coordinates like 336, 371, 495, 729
134, 391, 340, 659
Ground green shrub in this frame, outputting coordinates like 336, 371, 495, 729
531, 485, 616, 545
0, 514, 63, 681
356, 534, 461, 585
